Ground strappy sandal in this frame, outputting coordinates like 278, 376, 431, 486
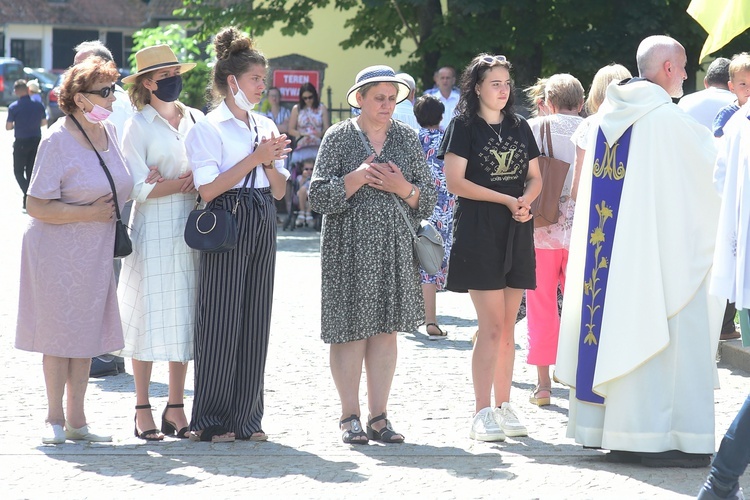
529, 385, 552, 406
161, 403, 189, 439
188, 424, 235, 443
366, 413, 405, 443
426, 322, 448, 340
340, 415, 368, 445
134, 404, 163, 441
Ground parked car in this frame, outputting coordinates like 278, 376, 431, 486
23, 67, 57, 106
0, 57, 25, 106
47, 73, 65, 126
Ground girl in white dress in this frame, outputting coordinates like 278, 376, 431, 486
117, 45, 202, 441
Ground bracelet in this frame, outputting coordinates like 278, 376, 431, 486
262, 162, 274, 170
403, 184, 416, 200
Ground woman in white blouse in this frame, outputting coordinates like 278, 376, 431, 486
184, 27, 291, 443
117, 45, 202, 441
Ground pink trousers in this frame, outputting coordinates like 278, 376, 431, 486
526, 248, 568, 366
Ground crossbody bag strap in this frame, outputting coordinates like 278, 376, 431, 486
351, 118, 417, 240
68, 114, 123, 223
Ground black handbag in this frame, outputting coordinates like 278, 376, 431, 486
184, 170, 255, 253
69, 114, 132, 258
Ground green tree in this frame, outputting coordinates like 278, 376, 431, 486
129, 24, 213, 110
177, 0, 750, 100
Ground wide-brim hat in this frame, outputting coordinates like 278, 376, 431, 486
346, 65, 410, 108
121, 44, 196, 85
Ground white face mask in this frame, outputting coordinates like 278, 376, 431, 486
230, 75, 255, 113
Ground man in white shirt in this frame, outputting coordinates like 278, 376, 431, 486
392, 72, 419, 130
424, 66, 459, 130
678, 57, 734, 130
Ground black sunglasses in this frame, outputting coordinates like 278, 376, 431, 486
82, 84, 116, 98
302, 94, 314, 100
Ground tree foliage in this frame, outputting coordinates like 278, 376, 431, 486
129, 24, 214, 109
177, 0, 750, 102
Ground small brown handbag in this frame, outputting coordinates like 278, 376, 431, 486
531, 119, 570, 228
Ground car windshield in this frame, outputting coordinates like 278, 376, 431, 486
24, 67, 57, 85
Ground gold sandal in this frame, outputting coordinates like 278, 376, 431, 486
529, 385, 551, 406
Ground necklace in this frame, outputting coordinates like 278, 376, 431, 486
485, 120, 503, 143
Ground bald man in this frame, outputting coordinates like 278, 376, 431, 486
555, 35, 723, 468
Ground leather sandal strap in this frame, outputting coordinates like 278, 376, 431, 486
135, 404, 152, 410
340, 414, 360, 426
166, 403, 184, 409
367, 412, 387, 427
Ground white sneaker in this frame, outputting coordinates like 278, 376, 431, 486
470, 407, 506, 442
494, 402, 528, 437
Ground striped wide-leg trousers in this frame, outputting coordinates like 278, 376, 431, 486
190, 187, 276, 439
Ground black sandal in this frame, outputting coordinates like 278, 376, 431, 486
134, 404, 164, 441
161, 403, 189, 438
366, 413, 404, 443
188, 424, 235, 443
426, 322, 447, 340
340, 415, 368, 445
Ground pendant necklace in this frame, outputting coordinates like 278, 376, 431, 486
486, 119, 503, 144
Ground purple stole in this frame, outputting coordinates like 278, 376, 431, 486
575, 126, 633, 404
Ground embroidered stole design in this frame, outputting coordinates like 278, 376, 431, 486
575, 126, 633, 404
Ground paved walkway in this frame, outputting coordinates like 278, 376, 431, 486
1, 111, 749, 498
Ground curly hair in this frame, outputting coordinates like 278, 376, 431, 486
58, 56, 120, 115
297, 82, 320, 110
455, 53, 518, 127
210, 26, 267, 109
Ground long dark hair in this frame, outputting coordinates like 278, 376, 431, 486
455, 53, 518, 127
297, 82, 320, 109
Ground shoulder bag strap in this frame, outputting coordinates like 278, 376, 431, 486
544, 118, 555, 158
68, 114, 124, 223
351, 118, 417, 240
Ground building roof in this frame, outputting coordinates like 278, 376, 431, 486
0, 0, 186, 28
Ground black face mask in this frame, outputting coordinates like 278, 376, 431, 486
152, 74, 183, 102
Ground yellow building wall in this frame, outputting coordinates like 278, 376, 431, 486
252, 4, 417, 111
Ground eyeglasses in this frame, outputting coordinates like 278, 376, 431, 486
478, 55, 507, 66
81, 84, 116, 98
302, 94, 314, 101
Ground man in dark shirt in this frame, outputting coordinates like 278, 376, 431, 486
6, 79, 47, 210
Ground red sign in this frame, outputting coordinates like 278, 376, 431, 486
272, 70, 320, 102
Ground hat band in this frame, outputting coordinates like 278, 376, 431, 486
136, 61, 181, 74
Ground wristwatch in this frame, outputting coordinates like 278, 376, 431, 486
403, 184, 416, 200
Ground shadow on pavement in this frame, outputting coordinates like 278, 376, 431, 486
350, 443, 516, 481
89, 374, 194, 398
276, 232, 320, 254
39, 441, 365, 485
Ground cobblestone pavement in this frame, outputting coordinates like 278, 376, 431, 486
1, 111, 749, 499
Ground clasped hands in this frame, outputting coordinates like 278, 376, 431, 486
257, 132, 292, 167
509, 196, 533, 223
357, 154, 410, 196
145, 166, 195, 193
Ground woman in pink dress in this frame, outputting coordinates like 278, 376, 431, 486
288, 82, 329, 165
16, 57, 133, 444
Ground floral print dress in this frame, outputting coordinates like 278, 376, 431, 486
418, 127, 455, 290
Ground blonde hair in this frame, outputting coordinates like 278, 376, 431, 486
586, 63, 632, 115
524, 78, 547, 117
128, 72, 153, 111
729, 53, 750, 81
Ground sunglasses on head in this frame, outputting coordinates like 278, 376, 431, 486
82, 84, 117, 98
478, 55, 507, 66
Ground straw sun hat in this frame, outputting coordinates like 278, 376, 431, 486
121, 45, 196, 85
346, 65, 411, 108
